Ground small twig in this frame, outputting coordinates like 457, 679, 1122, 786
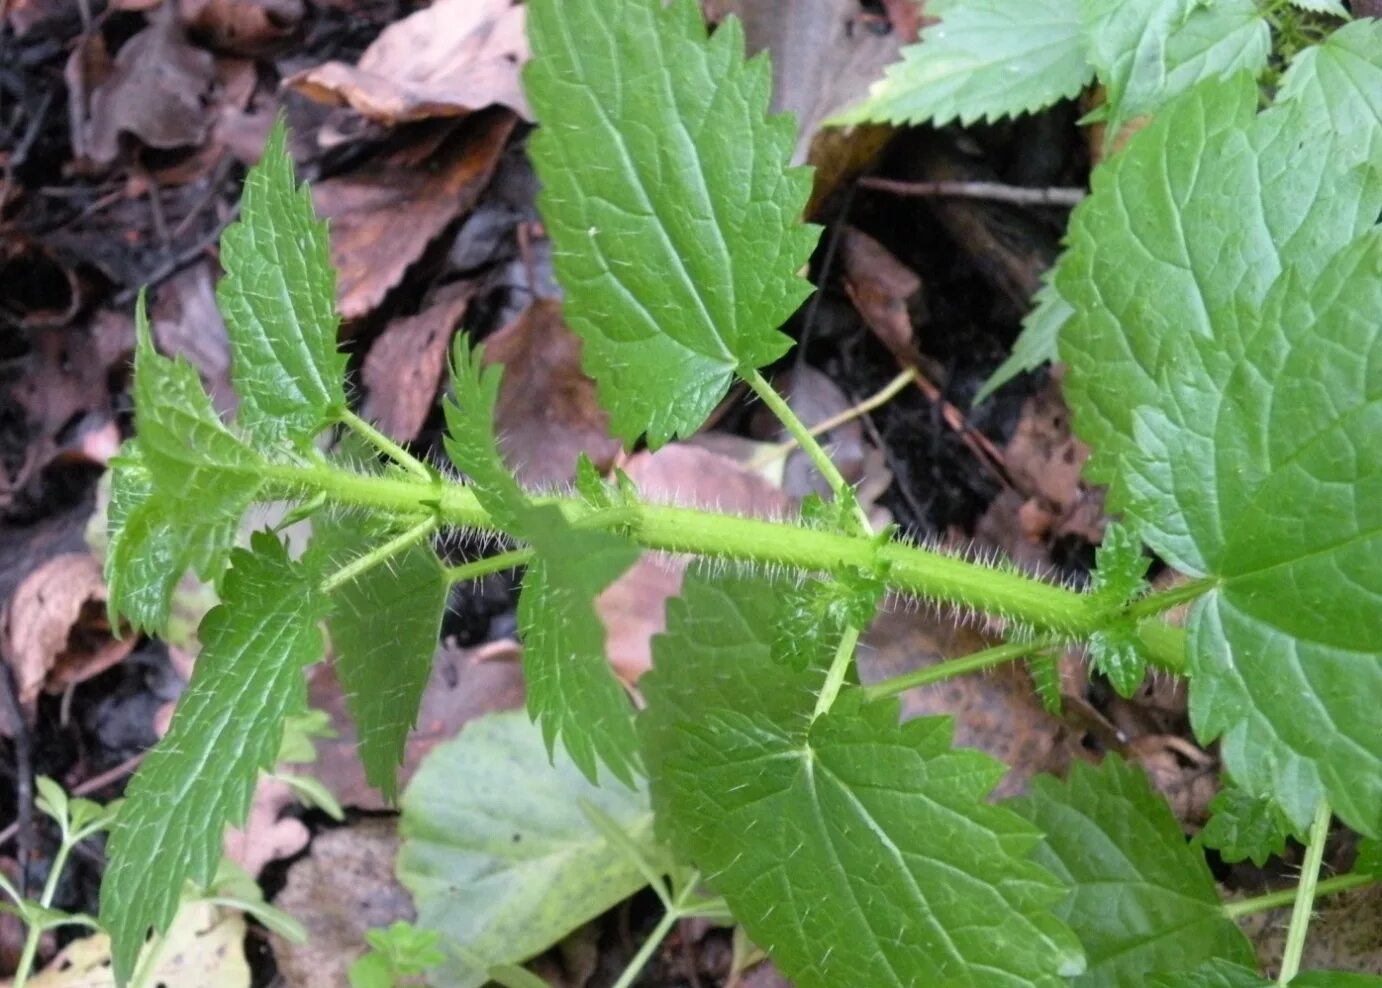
113, 206, 240, 307
0, 664, 33, 897
859, 177, 1086, 208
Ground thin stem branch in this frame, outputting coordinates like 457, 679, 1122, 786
858, 177, 1087, 208
814, 625, 863, 718
742, 369, 872, 534
1278, 800, 1332, 984
1123, 577, 1218, 621
445, 548, 534, 585
748, 368, 918, 471
1222, 872, 1375, 919
339, 408, 433, 481
610, 874, 703, 988
863, 635, 1060, 701
320, 518, 437, 594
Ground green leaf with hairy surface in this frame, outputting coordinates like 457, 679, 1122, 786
976, 271, 1071, 403
1148, 961, 1267, 988
640, 570, 1086, 987
1059, 73, 1382, 834
523, 0, 818, 447
101, 532, 325, 984
1011, 756, 1254, 986
444, 341, 641, 785
317, 516, 446, 803
1199, 786, 1298, 867
398, 710, 656, 988
1080, 0, 1269, 141
835, 0, 1092, 127
216, 119, 345, 446
1086, 523, 1151, 696
107, 298, 266, 634
1287, 0, 1348, 15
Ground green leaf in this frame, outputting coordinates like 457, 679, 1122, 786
1278, 19, 1382, 131
1357, 836, 1382, 877
1287, 0, 1348, 15
1293, 975, 1382, 987
317, 516, 446, 803
1058, 73, 1382, 835
1011, 756, 1255, 986
1081, 0, 1270, 141
835, 0, 1093, 127
975, 272, 1072, 403
397, 710, 657, 988
1199, 785, 1298, 867
640, 570, 1086, 988
100, 532, 326, 984
1148, 960, 1267, 988
1090, 522, 1149, 606
216, 119, 345, 446
523, 0, 818, 447
444, 340, 641, 785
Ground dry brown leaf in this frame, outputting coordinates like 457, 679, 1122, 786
597, 445, 791, 683
151, 260, 235, 414
1239, 885, 1382, 976
271, 818, 413, 988
483, 299, 622, 488
860, 605, 1081, 797
841, 226, 924, 357
82, 5, 217, 164
223, 776, 310, 878
179, 0, 303, 56
312, 112, 515, 319
309, 639, 524, 811
360, 281, 476, 442
287, 0, 529, 126
1, 554, 134, 716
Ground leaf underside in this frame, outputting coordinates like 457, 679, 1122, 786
398, 710, 656, 988
640, 570, 1086, 988
100, 533, 326, 984
523, 0, 818, 446
1059, 57, 1382, 835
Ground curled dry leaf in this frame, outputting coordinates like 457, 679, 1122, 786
597, 445, 791, 683
841, 225, 924, 357
82, 5, 217, 164
484, 299, 622, 488
361, 282, 477, 442
287, 0, 529, 126
312, 112, 515, 319
1, 553, 134, 716
179, 0, 304, 56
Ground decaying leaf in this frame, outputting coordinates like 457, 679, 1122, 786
841, 226, 924, 357
1, 553, 135, 717
82, 5, 217, 164
484, 299, 622, 488
360, 282, 476, 442
312, 113, 515, 319
222, 775, 310, 878
179, 0, 304, 56
287, 0, 529, 125
24, 901, 249, 987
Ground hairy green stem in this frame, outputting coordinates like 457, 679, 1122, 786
1222, 871, 1375, 919
445, 548, 534, 585
742, 368, 872, 534
1278, 800, 1332, 983
320, 517, 437, 593
863, 635, 1061, 701
257, 461, 1187, 671
339, 408, 433, 481
814, 625, 863, 718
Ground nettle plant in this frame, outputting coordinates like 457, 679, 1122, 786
97, 0, 1382, 984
